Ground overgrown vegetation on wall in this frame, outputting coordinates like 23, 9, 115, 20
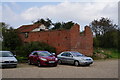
32, 18, 75, 30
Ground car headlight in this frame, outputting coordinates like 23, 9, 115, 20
0, 60, 5, 63
81, 58, 86, 61
91, 58, 93, 61
55, 58, 58, 61
40, 58, 47, 61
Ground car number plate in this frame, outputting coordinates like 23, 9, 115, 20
49, 61, 55, 63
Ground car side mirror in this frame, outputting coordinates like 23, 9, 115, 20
52, 53, 56, 56
14, 55, 16, 57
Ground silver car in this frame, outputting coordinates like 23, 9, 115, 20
0, 51, 18, 68
57, 51, 93, 66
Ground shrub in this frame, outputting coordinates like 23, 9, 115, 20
16, 41, 56, 57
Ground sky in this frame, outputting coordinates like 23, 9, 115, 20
0, 0, 119, 31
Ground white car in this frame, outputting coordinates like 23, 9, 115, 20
57, 51, 93, 66
0, 51, 18, 68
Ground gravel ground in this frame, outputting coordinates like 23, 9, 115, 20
1, 59, 118, 78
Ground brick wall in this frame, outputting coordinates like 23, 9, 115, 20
18, 24, 93, 56
69, 24, 93, 56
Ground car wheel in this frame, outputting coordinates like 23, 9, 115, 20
86, 64, 90, 66
58, 60, 62, 64
53, 64, 57, 67
2, 67, 5, 69
37, 61, 41, 67
28, 60, 32, 65
74, 61, 79, 66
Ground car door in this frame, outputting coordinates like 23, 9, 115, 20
65, 52, 74, 64
32, 52, 39, 64
29, 52, 34, 63
60, 52, 67, 63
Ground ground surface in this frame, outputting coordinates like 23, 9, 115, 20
1, 59, 118, 78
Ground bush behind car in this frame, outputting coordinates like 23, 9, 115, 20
11, 42, 56, 63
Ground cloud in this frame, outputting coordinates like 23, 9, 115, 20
2, 4, 32, 28
2, 4, 18, 21
2, 2, 118, 30
21, 2, 118, 30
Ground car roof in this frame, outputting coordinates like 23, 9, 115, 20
33, 51, 48, 52
61, 51, 83, 54
0, 51, 11, 52
62, 51, 79, 53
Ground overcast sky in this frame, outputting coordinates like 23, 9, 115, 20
0, 0, 119, 31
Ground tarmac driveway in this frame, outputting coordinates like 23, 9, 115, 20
1, 59, 118, 78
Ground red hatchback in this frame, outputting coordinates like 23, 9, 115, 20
28, 51, 58, 67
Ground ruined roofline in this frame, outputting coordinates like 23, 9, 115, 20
17, 23, 79, 33
17, 24, 42, 32
17, 24, 42, 30
17, 23, 92, 35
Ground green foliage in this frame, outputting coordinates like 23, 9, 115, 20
90, 17, 119, 49
52, 21, 75, 30
33, 18, 75, 30
90, 17, 117, 36
16, 56, 28, 63
52, 22, 62, 30
33, 18, 52, 29
103, 30, 118, 48
93, 48, 120, 59
2, 27, 22, 50
16, 41, 56, 57
118, 29, 120, 50
93, 30, 119, 48
93, 36, 101, 47
0, 22, 9, 40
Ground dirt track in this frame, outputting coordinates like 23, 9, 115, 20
1, 59, 118, 78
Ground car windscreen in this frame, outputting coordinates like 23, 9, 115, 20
37, 51, 52, 56
0, 52, 14, 57
72, 52, 85, 57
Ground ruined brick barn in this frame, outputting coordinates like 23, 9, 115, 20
17, 24, 93, 56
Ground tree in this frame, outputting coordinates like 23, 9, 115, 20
90, 17, 117, 36
0, 22, 9, 40
102, 30, 118, 48
52, 22, 62, 30
2, 24, 22, 51
33, 18, 52, 29
33, 18, 75, 30
52, 21, 75, 30
118, 29, 120, 50
90, 17, 118, 48
62, 21, 75, 29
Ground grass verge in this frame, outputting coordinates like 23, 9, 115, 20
92, 48, 120, 60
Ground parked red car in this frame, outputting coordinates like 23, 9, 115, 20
28, 51, 58, 67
